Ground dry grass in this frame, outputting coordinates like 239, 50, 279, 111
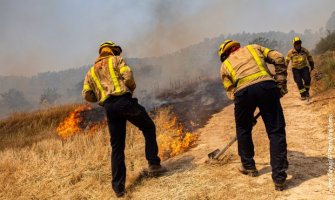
0, 105, 197, 200
0, 104, 79, 150
128, 106, 278, 200
313, 51, 335, 92
1, 67, 334, 199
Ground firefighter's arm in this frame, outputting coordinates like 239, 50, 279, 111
259, 45, 288, 96
285, 51, 292, 66
306, 49, 315, 70
82, 72, 98, 103
266, 50, 288, 97
118, 57, 136, 92
221, 64, 235, 100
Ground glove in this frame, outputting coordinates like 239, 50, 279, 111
83, 90, 98, 102
310, 62, 314, 71
277, 84, 288, 98
226, 91, 235, 101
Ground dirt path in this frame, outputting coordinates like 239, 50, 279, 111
183, 72, 335, 199
130, 73, 335, 200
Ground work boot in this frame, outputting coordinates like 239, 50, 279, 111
300, 91, 307, 101
144, 164, 167, 176
274, 181, 286, 191
238, 165, 259, 177
112, 185, 125, 198
115, 191, 125, 198
148, 164, 167, 173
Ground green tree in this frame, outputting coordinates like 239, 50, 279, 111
314, 30, 335, 54
0, 89, 31, 111
40, 88, 61, 105
249, 37, 278, 49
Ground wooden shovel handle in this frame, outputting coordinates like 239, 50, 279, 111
213, 112, 261, 159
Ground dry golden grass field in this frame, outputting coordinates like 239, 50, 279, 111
0, 105, 197, 199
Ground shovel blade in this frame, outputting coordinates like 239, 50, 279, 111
208, 149, 220, 159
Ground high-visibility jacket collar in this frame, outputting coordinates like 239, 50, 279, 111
95, 54, 113, 64
230, 46, 241, 54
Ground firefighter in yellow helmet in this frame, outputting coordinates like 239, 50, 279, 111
218, 40, 288, 191
82, 41, 166, 198
286, 37, 314, 100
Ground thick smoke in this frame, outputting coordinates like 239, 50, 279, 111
1, 0, 335, 119
1, 0, 335, 76
127, 0, 210, 57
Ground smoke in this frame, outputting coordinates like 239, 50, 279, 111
126, 0, 210, 57
126, 0, 335, 57
0, 0, 334, 119
1, 0, 335, 76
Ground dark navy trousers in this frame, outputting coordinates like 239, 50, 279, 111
292, 67, 311, 97
103, 93, 161, 193
234, 81, 288, 184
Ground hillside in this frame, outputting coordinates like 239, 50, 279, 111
0, 30, 323, 118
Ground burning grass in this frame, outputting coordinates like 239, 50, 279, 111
56, 104, 105, 139
55, 104, 197, 160
0, 104, 198, 199
155, 108, 198, 159
0, 104, 79, 150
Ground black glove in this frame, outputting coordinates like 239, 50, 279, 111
310, 62, 314, 71
84, 91, 98, 102
277, 84, 288, 98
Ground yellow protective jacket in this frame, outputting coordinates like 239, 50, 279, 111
82, 53, 136, 105
220, 44, 287, 100
285, 47, 314, 69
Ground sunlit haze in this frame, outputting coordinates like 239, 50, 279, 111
0, 0, 334, 76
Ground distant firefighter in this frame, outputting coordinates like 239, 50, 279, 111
218, 40, 289, 191
286, 37, 315, 100
82, 41, 166, 198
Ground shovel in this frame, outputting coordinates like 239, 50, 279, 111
208, 112, 261, 160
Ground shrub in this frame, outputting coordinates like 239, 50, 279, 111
314, 31, 335, 54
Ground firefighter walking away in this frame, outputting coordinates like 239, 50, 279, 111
218, 40, 289, 191
82, 41, 166, 198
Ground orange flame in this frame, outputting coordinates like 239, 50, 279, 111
56, 104, 103, 139
157, 116, 198, 159
57, 105, 197, 159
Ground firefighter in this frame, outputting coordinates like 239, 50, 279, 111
82, 41, 166, 198
286, 37, 314, 100
218, 40, 289, 191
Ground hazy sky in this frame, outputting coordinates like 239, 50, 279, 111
0, 0, 334, 76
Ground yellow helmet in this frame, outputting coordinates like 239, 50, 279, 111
292, 37, 302, 45
99, 41, 122, 54
218, 40, 240, 62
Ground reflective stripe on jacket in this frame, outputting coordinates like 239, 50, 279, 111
82, 55, 136, 105
220, 44, 287, 100
286, 47, 314, 69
